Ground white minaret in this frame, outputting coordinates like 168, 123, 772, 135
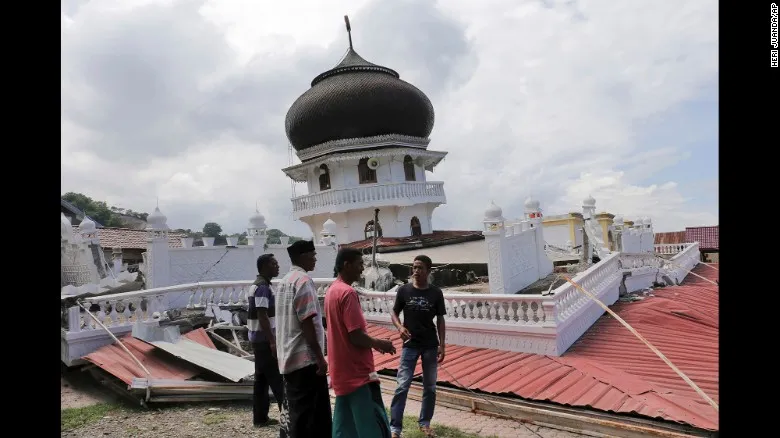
247, 209, 269, 259
582, 195, 596, 219
524, 197, 553, 277
145, 206, 170, 289
281, 17, 447, 245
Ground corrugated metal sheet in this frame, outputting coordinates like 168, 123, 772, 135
368, 264, 719, 431
685, 226, 719, 250
149, 338, 255, 382
654, 231, 686, 245
83, 329, 217, 385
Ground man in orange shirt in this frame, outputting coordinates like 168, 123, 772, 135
325, 248, 396, 438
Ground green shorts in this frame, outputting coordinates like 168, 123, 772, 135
332, 381, 392, 438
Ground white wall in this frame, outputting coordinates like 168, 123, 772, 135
150, 241, 338, 288
485, 220, 554, 294
305, 155, 426, 195
543, 224, 571, 248
620, 229, 655, 253
302, 203, 434, 243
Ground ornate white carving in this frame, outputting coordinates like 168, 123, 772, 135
295, 134, 430, 162
285, 147, 447, 182
291, 181, 446, 217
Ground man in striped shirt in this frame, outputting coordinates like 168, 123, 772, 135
247, 254, 285, 430
275, 240, 331, 437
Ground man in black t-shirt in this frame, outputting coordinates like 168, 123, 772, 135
389, 255, 446, 438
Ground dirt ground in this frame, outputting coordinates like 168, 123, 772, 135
61, 365, 285, 438
61, 365, 586, 438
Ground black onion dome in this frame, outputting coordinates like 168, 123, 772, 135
285, 47, 435, 151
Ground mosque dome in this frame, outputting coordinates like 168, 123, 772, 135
284, 20, 434, 151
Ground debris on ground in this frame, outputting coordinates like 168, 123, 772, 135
81, 316, 256, 406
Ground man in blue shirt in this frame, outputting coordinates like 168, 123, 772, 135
248, 253, 285, 429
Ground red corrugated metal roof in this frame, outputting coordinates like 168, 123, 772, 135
685, 226, 719, 250
367, 264, 719, 431
654, 231, 686, 245
342, 230, 484, 251
83, 328, 217, 385
73, 226, 187, 250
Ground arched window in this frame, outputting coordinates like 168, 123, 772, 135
358, 158, 377, 184
364, 220, 383, 240
410, 216, 422, 237
318, 164, 331, 191
403, 155, 416, 181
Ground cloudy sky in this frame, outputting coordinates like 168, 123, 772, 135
61, 0, 718, 237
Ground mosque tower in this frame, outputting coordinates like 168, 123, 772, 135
281, 16, 447, 244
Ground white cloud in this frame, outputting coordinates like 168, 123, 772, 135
61, 0, 718, 237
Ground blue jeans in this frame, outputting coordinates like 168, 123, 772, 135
389, 346, 438, 434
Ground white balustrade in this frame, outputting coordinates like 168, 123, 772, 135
62, 278, 336, 334
292, 181, 445, 214
654, 243, 688, 255
63, 243, 704, 360
550, 253, 621, 324
666, 242, 701, 283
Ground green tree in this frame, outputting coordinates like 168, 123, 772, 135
62, 192, 125, 227
266, 228, 302, 244
202, 222, 223, 238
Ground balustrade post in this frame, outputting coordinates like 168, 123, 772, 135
542, 301, 557, 327
68, 306, 81, 332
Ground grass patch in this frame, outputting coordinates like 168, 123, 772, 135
202, 412, 230, 425
389, 410, 497, 438
61, 403, 119, 431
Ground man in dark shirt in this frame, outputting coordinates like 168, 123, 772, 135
247, 254, 285, 432
389, 255, 446, 438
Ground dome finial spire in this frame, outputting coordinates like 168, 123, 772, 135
344, 15, 353, 50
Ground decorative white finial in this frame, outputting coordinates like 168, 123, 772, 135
524, 196, 540, 211
249, 209, 267, 229
583, 194, 596, 207
323, 218, 338, 235
62, 213, 74, 239
146, 206, 168, 230
484, 201, 503, 220
78, 216, 97, 234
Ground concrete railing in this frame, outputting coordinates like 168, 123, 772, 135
654, 243, 688, 255
60, 278, 335, 366
62, 244, 703, 365
291, 181, 445, 216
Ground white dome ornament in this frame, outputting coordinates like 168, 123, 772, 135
484, 201, 503, 220
79, 216, 97, 234
483, 201, 505, 232
61, 213, 75, 241
320, 218, 338, 246
146, 206, 168, 230
524, 196, 542, 221
323, 218, 338, 235
583, 194, 596, 207
249, 210, 266, 229
248, 208, 267, 238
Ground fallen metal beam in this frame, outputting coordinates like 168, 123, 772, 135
376, 375, 715, 438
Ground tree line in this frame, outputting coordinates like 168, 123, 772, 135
62, 192, 302, 245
